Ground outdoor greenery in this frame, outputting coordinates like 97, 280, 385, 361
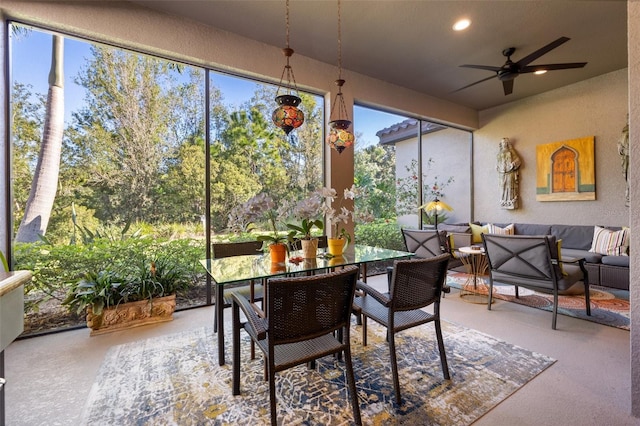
14, 233, 204, 313
9, 25, 457, 333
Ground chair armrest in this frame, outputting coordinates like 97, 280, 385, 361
231, 291, 267, 340
556, 257, 588, 281
356, 280, 391, 307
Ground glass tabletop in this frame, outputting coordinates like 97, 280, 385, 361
200, 244, 414, 284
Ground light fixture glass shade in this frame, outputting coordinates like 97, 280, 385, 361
421, 198, 453, 213
327, 119, 354, 153
272, 94, 305, 135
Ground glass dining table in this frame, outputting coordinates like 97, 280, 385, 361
200, 244, 414, 365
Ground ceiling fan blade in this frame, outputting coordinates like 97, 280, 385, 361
460, 64, 502, 72
515, 36, 570, 67
502, 79, 514, 95
520, 62, 588, 73
451, 74, 498, 93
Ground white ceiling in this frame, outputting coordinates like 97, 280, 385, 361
131, 0, 628, 111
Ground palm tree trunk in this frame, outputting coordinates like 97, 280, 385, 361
15, 35, 64, 243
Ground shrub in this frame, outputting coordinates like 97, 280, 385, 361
355, 219, 404, 251
14, 236, 205, 313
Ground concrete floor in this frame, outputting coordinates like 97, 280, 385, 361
4, 273, 639, 425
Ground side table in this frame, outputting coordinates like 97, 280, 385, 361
457, 246, 493, 304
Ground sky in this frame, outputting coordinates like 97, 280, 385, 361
10, 25, 405, 149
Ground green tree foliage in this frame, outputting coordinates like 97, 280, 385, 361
354, 144, 396, 219
11, 82, 45, 232
69, 46, 190, 227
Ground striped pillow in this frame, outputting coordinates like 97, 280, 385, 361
589, 226, 629, 256
486, 223, 515, 235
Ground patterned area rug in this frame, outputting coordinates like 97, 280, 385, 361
81, 321, 554, 425
447, 271, 630, 330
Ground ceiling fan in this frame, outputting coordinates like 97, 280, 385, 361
453, 36, 587, 96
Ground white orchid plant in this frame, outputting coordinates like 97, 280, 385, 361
320, 185, 358, 243
228, 193, 289, 250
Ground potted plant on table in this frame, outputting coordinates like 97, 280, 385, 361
321, 185, 358, 257
229, 193, 290, 263
62, 256, 190, 335
286, 190, 324, 259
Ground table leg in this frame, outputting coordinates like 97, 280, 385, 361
459, 253, 493, 304
216, 282, 225, 366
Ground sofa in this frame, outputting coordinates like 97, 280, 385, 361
439, 222, 630, 291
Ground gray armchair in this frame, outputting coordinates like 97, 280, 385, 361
482, 233, 591, 330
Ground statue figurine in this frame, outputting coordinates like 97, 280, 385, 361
496, 138, 522, 209
618, 116, 629, 206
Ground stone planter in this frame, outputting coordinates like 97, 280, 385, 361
86, 294, 176, 336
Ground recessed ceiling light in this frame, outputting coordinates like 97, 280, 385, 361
453, 19, 471, 31
534, 70, 548, 75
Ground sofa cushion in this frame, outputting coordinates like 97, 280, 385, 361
513, 223, 552, 236
561, 248, 603, 264
589, 226, 629, 256
601, 255, 630, 267
550, 224, 594, 250
439, 224, 471, 234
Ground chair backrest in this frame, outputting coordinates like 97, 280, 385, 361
401, 229, 448, 259
212, 241, 263, 259
266, 265, 359, 344
482, 234, 558, 288
389, 254, 450, 311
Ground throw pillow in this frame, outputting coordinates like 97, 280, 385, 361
486, 223, 515, 235
589, 226, 629, 256
469, 223, 489, 243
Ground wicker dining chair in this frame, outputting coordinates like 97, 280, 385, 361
387, 228, 451, 296
231, 265, 362, 426
211, 241, 264, 333
354, 253, 451, 405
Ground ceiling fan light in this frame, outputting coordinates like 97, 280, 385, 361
453, 19, 471, 31
534, 70, 548, 75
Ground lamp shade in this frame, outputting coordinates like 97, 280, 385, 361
272, 94, 304, 135
421, 198, 453, 213
327, 119, 354, 153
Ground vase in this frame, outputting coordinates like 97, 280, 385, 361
86, 294, 176, 336
327, 237, 348, 256
300, 238, 319, 259
269, 243, 287, 263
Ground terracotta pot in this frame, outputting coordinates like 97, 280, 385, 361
300, 238, 319, 259
270, 263, 287, 273
327, 237, 348, 256
269, 243, 287, 263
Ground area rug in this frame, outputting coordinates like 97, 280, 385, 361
81, 321, 555, 425
447, 271, 630, 330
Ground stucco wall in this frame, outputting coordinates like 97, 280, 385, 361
475, 68, 629, 227
395, 127, 472, 227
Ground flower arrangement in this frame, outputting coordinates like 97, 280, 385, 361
228, 193, 289, 250
320, 185, 357, 242
286, 191, 324, 240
